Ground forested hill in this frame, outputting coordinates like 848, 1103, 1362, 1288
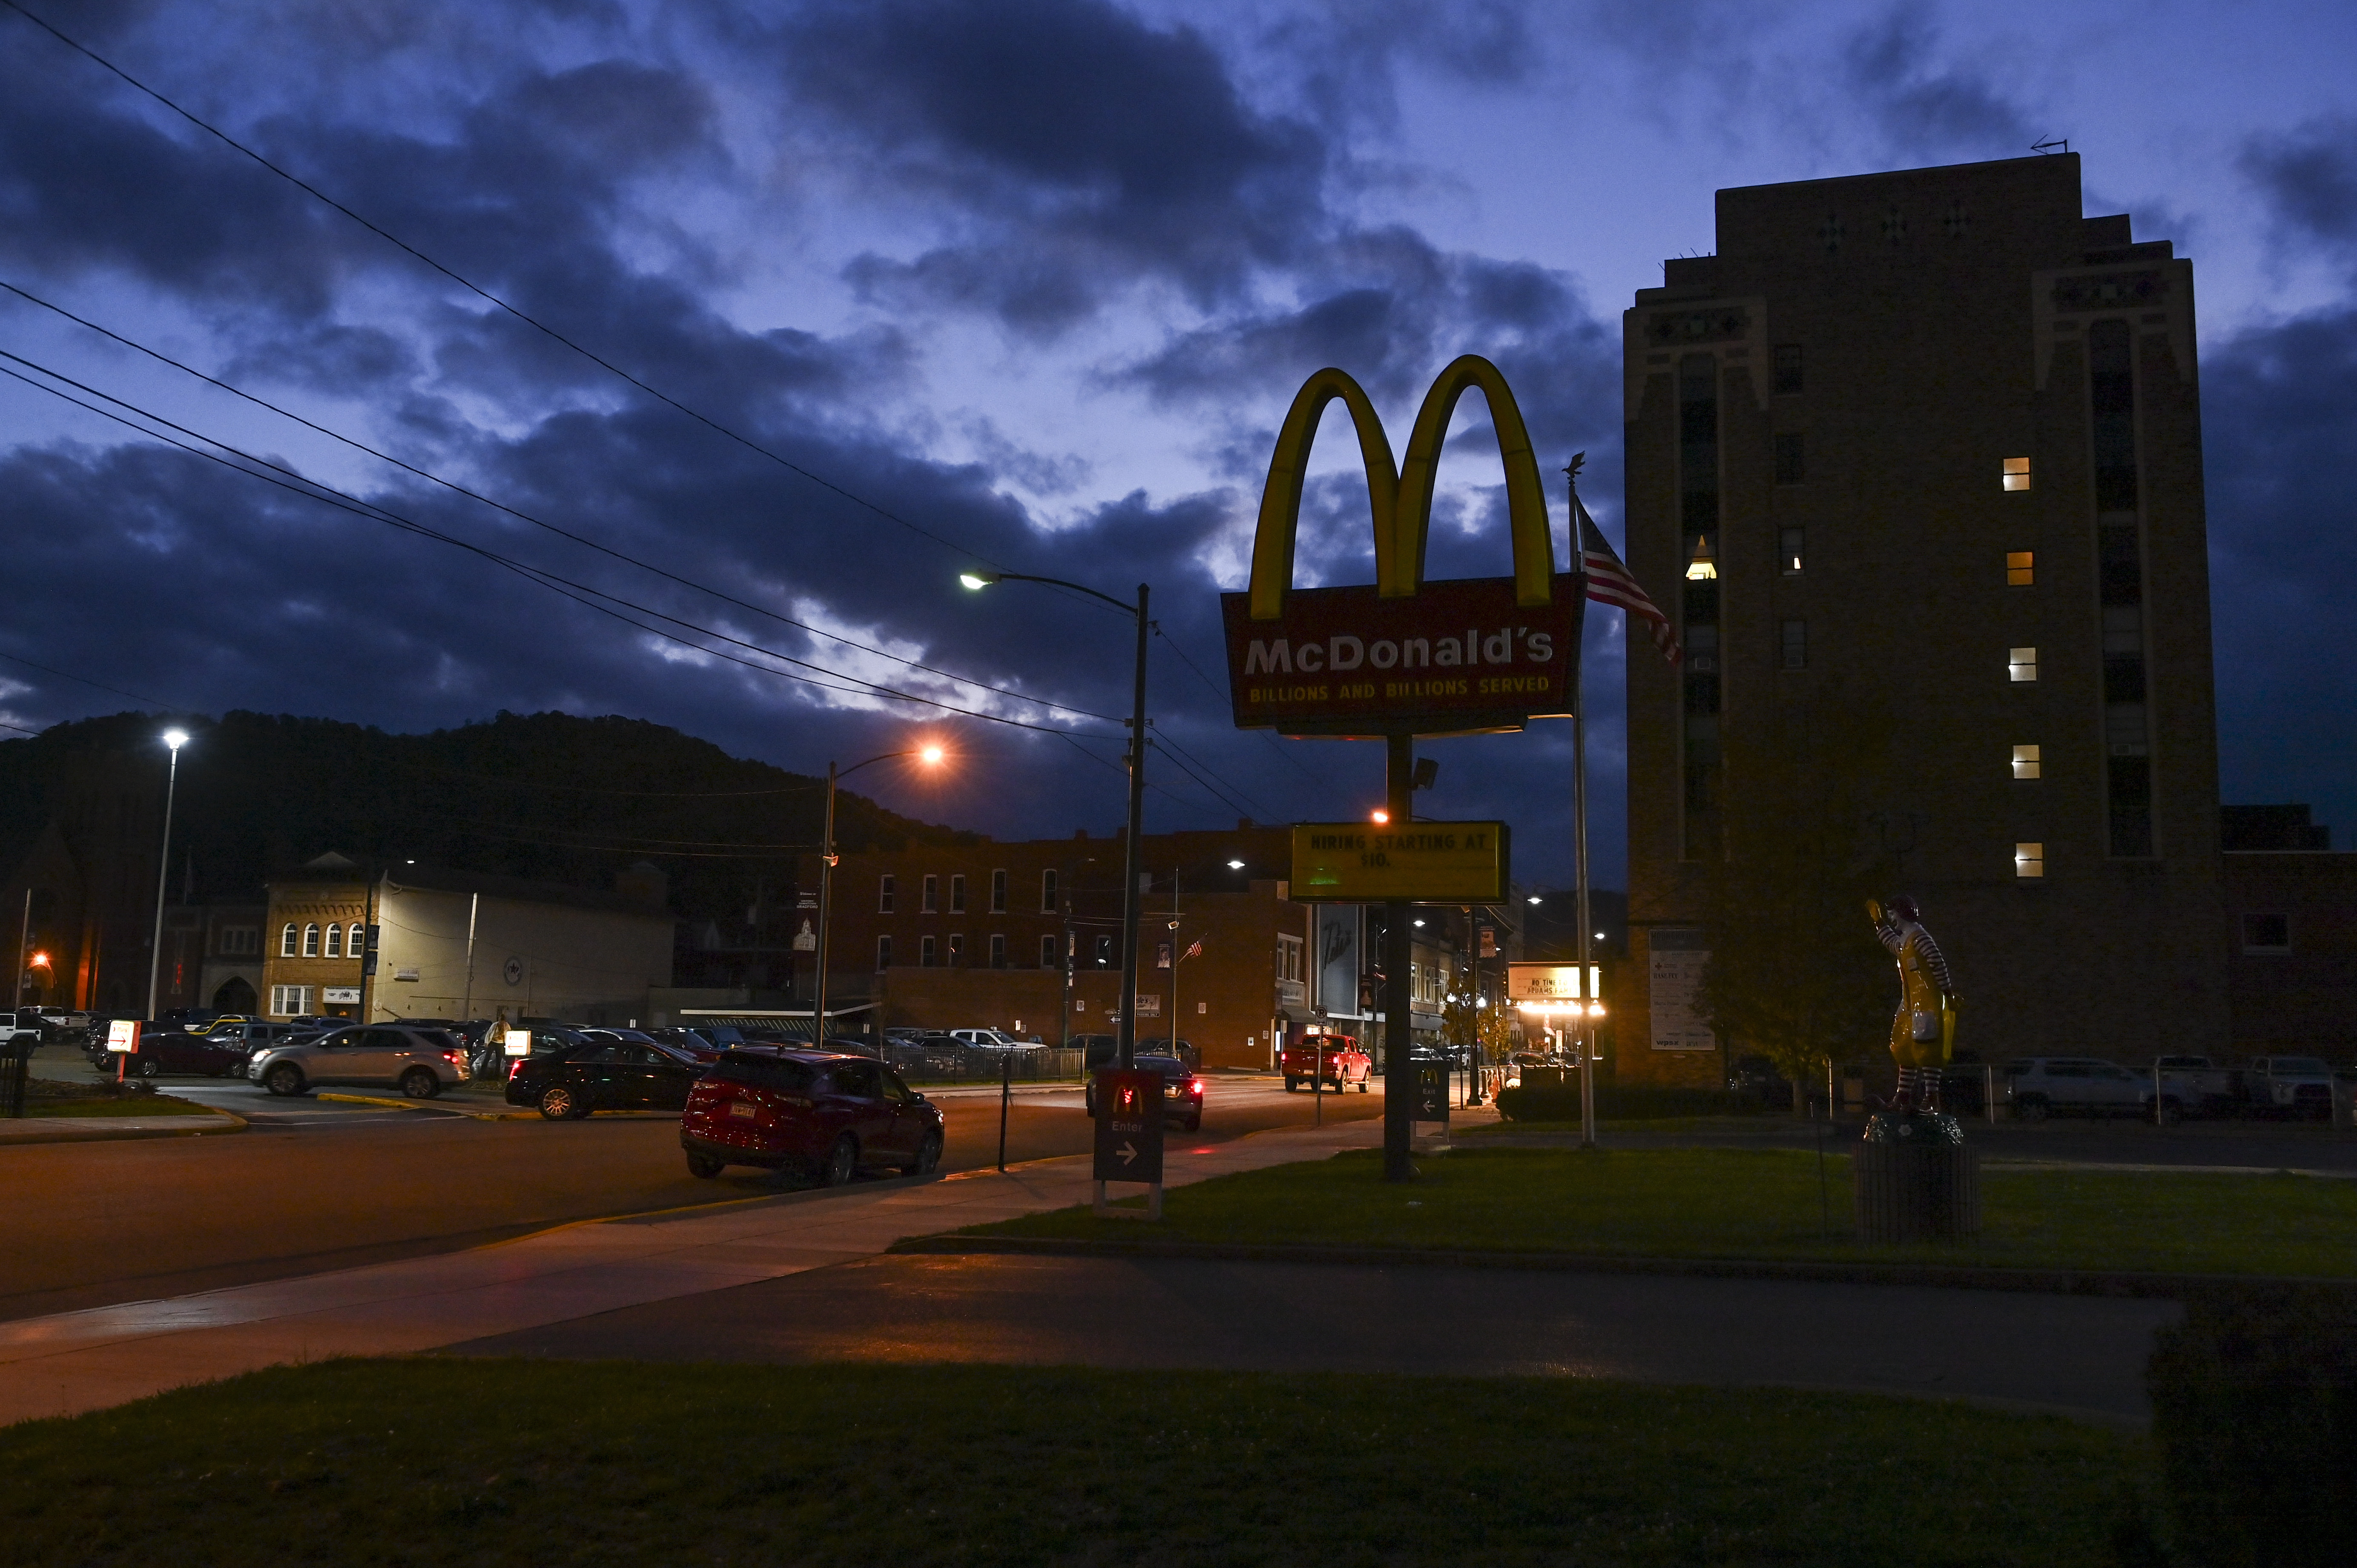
0, 709, 979, 919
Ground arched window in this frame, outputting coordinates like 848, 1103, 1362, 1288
324, 923, 342, 959
349, 923, 365, 957
281, 923, 297, 957
302, 923, 319, 957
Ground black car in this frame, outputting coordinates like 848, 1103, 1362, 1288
91, 1022, 246, 1078
1085, 1052, 1203, 1132
506, 1037, 710, 1120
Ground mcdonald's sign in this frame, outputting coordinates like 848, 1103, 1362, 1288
1220, 355, 1582, 736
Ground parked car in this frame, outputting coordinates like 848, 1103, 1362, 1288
679, 1050, 944, 1183
1728, 1054, 1792, 1107
2004, 1057, 2147, 1121
97, 1022, 247, 1078
2240, 1055, 2336, 1118
2142, 1055, 2238, 1122
17, 1006, 92, 1041
1084, 1052, 1205, 1131
507, 1037, 709, 1119
650, 1024, 748, 1055
949, 1028, 1029, 1052
249, 1025, 472, 1098
204, 1019, 299, 1059
1280, 1034, 1370, 1092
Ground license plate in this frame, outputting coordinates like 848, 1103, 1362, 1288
728, 1101, 758, 1121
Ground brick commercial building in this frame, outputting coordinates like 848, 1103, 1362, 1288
261, 855, 673, 1026
803, 823, 1470, 1070
1622, 154, 2232, 1081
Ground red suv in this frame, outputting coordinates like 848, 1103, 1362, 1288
680, 1050, 945, 1184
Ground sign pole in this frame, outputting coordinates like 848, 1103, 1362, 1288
1575, 699, 1597, 1150
1383, 732, 1416, 1181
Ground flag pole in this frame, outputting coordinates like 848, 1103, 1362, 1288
1567, 456, 1598, 1150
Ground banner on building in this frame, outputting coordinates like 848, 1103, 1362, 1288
1647, 929, 1717, 1051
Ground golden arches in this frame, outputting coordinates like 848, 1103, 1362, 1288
1248, 354, 1557, 621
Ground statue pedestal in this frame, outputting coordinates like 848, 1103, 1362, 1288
1853, 1112, 1979, 1244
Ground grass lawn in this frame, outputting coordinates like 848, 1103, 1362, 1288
968, 1147, 2357, 1278
0, 1359, 2148, 1567
25, 1092, 218, 1118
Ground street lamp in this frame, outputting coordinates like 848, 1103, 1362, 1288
813, 744, 945, 1048
144, 728, 189, 1020
962, 568, 1151, 1069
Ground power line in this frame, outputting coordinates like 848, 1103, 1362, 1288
0, 0, 999, 568
1151, 623, 1338, 805
0, 277, 1114, 727
0, 352, 1113, 740
0, 649, 170, 707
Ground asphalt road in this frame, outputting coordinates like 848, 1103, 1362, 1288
451, 1250, 2180, 1426
0, 1068, 1381, 1323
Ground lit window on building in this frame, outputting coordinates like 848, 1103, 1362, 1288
2012, 744, 2042, 780
1780, 526, 1804, 575
2002, 456, 2031, 491
1779, 619, 1807, 670
2014, 842, 2045, 877
2009, 646, 2038, 682
2007, 551, 2035, 586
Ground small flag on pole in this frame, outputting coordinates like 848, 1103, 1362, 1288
1574, 492, 1680, 665
1183, 939, 1203, 960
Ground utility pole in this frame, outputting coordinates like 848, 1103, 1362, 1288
1382, 732, 1416, 1181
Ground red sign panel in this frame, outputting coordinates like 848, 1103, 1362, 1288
1221, 573, 1583, 736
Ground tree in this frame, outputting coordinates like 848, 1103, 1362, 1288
1694, 684, 1900, 1108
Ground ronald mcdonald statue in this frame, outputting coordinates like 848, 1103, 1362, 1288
1867, 896, 1958, 1113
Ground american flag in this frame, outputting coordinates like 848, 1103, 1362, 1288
1183, 939, 1203, 960
1574, 492, 1680, 665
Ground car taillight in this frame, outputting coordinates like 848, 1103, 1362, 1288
1189, 1078, 1202, 1094
442, 1049, 464, 1065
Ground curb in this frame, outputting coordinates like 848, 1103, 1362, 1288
886, 1233, 2357, 1300
0, 1109, 250, 1146
315, 1093, 536, 1121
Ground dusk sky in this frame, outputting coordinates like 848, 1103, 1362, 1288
4, 0, 2353, 891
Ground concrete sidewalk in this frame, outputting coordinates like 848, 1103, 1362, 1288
0, 1112, 246, 1145
0, 1112, 1389, 1428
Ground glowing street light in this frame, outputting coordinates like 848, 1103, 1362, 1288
144, 728, 190, 1019
813, 743, 947, 1045
962, 565, 1152, 1069
1370, 808, 1390, 825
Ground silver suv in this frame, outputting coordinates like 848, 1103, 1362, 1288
250, 1025, 472, 1099
2004, 1057, 2147, 1121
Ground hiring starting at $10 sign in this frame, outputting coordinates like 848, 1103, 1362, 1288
1289, 822, 1509, 904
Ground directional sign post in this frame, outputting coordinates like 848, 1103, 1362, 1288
1414, 1062, 1450, 1127
1091, 1067, 1165, 1219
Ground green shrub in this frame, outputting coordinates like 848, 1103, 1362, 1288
2147, 1286, 2357, 1567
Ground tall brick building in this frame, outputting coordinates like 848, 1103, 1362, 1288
1622, 154, 2229, 1081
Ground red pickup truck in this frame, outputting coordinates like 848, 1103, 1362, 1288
1280, 1034, 1370, 1092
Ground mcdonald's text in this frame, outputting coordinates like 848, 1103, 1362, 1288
1221, 572, 1582, 735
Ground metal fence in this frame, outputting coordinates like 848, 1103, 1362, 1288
892, 1046, 1085, 1085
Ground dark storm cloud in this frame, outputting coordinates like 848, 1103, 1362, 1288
775, 0, 1329, 328
1838, 4, 2037, 162
2199, 305, 2357, 836
2240, 115, 2357, 257
1114, 227, 1621, 585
